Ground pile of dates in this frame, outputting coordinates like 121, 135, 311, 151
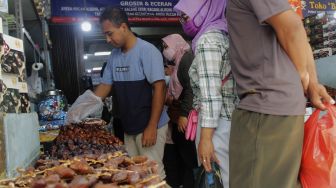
47, 119, 124, 159
0, 152, 167, 188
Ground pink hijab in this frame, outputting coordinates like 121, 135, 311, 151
162, 34, 191, 100
174, 0, 228, 52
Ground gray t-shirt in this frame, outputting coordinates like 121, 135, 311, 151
227, 0, 306, 115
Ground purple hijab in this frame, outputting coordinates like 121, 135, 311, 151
174, 0, 228, 52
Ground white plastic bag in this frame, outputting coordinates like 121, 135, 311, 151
65, 90, 103, 124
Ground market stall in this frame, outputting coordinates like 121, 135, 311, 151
0, 0, 336, 187
0, 119, 167, 187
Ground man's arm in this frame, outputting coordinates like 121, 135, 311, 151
305, 43, 335, 109
150, 80, 166, 126
142, 80, 166, 147
266, 10, 335, 109
94, 83, 112, 99
266, 10, 309, 92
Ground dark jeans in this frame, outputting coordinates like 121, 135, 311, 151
163, 123, 198, 188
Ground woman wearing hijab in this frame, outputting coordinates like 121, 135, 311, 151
162, 34, 198, 188
174, 0, 238, 187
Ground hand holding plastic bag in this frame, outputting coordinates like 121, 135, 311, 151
194, 162, 223, 188
300, 104, 336, 188
65, 90, 103, 124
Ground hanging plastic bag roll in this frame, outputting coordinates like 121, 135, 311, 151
32, 62, 44, 71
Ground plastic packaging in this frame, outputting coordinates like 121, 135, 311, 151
65, 90, 103, 124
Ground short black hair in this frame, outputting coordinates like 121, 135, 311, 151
99, 7, 130, 29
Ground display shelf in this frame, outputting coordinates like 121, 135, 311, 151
316, 54, 336, 89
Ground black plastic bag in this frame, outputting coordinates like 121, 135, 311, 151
194, 162, 224, 188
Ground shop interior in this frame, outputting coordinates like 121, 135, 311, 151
0, 0, 335, 187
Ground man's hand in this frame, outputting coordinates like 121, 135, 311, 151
177, 116, 188, 132
142, 124, 157, 147
308, 83, 335, 110
143, 80, 165, 147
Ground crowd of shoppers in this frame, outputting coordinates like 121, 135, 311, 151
67, 0, 336, 187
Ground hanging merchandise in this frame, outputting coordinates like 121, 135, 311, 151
27, 50, 44, 98
300, 104, 336, 188
304, 13, 336, 59
0, 33, 30, 113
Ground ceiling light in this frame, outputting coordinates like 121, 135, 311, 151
94, 51, 111, 56
92, 67, 102, 71
81, 21, 92, 32
86, 69, 92, 73
83, 55, 88, 59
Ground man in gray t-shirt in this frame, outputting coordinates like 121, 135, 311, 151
227, 0, 335, 187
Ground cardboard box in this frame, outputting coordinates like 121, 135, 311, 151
0, 115, 6, 178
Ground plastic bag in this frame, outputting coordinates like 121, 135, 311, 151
194, 162, 224, 188
65, 90, 103, 124
300, 104, 336, 188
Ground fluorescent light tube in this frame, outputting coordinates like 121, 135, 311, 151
94, 51, 111, 56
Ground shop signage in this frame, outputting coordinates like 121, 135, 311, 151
302, 0, 336, 17
51, 0, 179, 24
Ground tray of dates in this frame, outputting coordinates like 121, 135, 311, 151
46, 119, 124, 159
0, 151, 166, 187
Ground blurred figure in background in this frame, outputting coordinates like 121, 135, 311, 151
162, 34, 198, 188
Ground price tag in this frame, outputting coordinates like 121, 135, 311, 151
11, 78, 17, 85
